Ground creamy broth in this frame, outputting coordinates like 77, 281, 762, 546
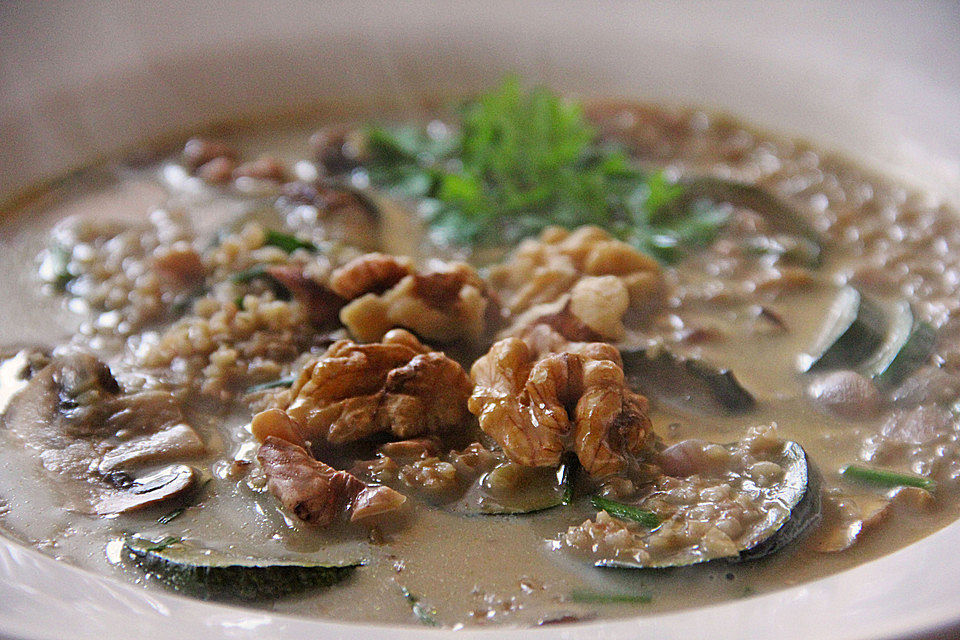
2, 95, 960, 627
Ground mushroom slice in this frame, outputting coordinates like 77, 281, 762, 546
94, 465, 201, 515
99, 424, 206, 473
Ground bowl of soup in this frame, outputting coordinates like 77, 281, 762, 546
1, 2, 959, 639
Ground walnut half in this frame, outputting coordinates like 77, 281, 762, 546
489, 225, 663, 341
251, 329, 473, 445
469, 337, 651, 477
330, 253, 499, 344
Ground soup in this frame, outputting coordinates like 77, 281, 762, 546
1, 79, 959, 627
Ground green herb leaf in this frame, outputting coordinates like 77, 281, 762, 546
590, 496, 660, 528
841, 464, 936, 491
360, 77, 742, 260
569, 589, 652, 604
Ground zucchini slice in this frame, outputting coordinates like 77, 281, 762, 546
590, 440, 820, 569
679, 177, 824, 267
620, 346, 755, 414
798, 286, 886, 373
447, 457, 575, 515
859, 300, 936, 387
123, 537, 361, 600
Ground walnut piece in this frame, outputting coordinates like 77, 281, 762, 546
399, 457, 460, 495
251, 329, 473, 445
489, 225, 663, 341
331, 254, 497, 344
329, 252, 413, 299
257, 436, 406, 525
469, 337, 651, 477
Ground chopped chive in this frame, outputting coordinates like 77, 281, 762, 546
230, 265, 290, 300
841, 464, 936, 491
559, 454, 579, 506
234, 295, 245, 310
244, 377, 295, 394
398, 584, 438, 626
144, 536, 182, 552
590, 496, 660, 528
231, 265, 269, 284
264, 230, 318, 254
569, 589, 652, 604
157, 508, 184, 525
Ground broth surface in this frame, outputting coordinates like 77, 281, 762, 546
2, 100, 960, 627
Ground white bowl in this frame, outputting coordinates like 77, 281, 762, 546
1, 2, 959, 639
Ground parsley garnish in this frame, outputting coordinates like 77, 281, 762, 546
359, 76, 729, 262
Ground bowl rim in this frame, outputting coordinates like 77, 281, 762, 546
2, 2, 960, 638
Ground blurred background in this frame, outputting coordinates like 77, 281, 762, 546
2, 1, 958, 204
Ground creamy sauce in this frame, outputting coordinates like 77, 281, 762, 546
2, 104, 960, 627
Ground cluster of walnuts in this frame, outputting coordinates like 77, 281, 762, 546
251, 226, 664, 527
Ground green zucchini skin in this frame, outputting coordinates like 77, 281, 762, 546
801, 289, 937, 385
447, 458, 574, 515
679, 177, 824, 267
800, 287, 886, 373
861, 309, 937, 388
123, 538, 360, 600
593, 440, 820, 570
620, 347, 755, 414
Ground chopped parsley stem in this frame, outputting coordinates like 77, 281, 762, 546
231, 265, 270, 284
569, 589, 652, 604
230, 265, 291, 299
590, 496, 660, 528
263, 230, 318, 254
559, 454, 578, 506
244, 378, 296, 394
144, 536, 183, 552
157, 508, 185, 525
841, 464, 936, 491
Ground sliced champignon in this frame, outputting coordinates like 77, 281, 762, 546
94, 464, 201, 515
99, 424, 206, 473
815, 492, 890, 553
0, 347, 51, 413
263, 265, 345, 328
257, 436, 406, 526
805, 370, 882, 419
250, 329, 473, 445
2, 353, 206, 511
469, 337, 652, 477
